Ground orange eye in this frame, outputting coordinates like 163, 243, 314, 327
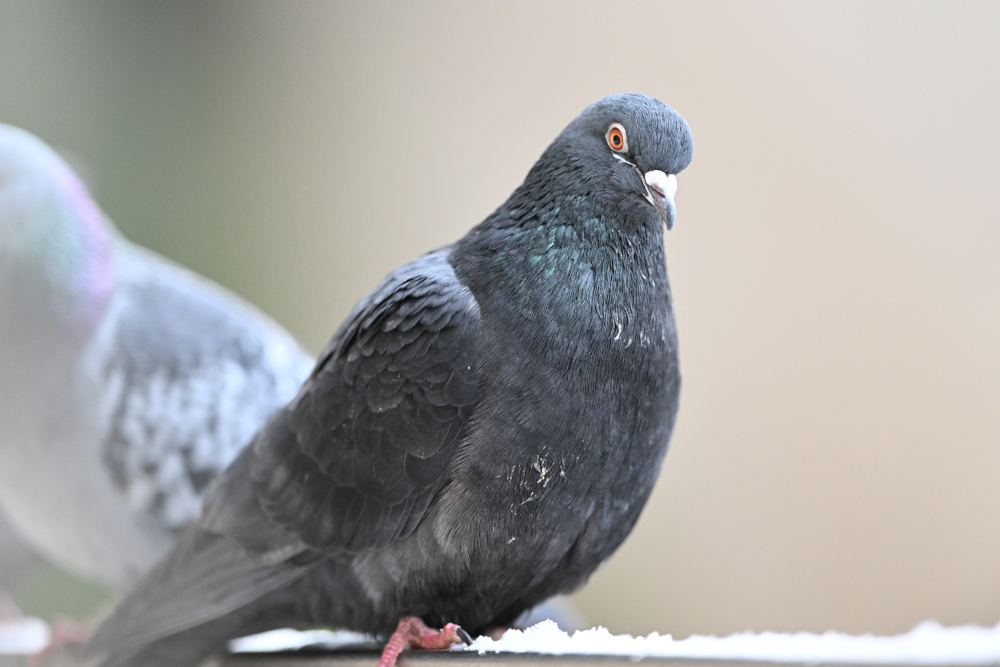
606, 123, 627, 152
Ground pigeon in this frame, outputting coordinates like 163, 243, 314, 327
86, 93, 693, 667
0, 123, 315, 593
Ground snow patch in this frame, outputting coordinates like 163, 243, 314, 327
0, 617, 50, 655
230, 628, 375, 653
470, 619, 1000, 664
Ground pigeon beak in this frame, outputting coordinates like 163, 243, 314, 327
643, 170, 677, 230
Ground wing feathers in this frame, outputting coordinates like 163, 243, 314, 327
250, 248, 481, 555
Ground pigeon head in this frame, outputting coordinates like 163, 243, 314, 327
0, 124, 116, 335
527, 93, 693, 230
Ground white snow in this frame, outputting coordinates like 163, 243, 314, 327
230, 628, 376, 653
9, 614, 1000, 664
0, 617, 50, 655
230, 619, 1000, 664
469, 619, 1000, 664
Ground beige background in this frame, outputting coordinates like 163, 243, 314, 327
2, 0, 1000, 639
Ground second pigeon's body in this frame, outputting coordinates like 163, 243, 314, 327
0, 124, 314, 591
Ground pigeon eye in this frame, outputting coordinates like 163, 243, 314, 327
606, 124, 628, 152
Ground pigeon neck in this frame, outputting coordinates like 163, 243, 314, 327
0, 165, 117, 383
454, 194, 673, 347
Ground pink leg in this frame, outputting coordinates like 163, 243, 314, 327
377, 616, 472, 667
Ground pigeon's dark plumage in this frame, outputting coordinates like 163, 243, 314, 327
86, 93, 694, 667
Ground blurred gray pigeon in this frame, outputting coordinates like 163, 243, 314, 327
86, 93, 692, 667
0, 123, 314, 592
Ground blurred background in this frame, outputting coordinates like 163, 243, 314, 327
2, 0, 1000, 640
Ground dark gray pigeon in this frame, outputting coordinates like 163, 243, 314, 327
86, 93, 693, 667
0, 124, 314, 594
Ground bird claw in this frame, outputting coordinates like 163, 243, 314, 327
377, 616, 472, 667
455, 626, 474, 645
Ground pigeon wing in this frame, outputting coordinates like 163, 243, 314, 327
252, 247, 481, 554
86, 247, 481, 660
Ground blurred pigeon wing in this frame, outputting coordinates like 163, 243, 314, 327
90, 243, 314, 532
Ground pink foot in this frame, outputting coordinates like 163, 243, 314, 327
377, 616, 473, 667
